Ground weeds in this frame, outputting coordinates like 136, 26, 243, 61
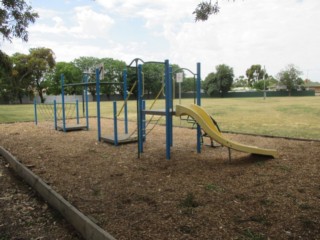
205, 183, 224, 192
241, 229, 267, 240
178, 193, 199, 215
179, 193, 199, 208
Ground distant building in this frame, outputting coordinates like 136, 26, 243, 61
231, 87, 253, 92
268, 84, 287, 91
304, 81, 320, 96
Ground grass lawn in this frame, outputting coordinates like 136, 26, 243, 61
1, 96, 319, 139
0, 104, 35, 123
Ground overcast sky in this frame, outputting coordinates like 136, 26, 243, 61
2, 0, 320, 81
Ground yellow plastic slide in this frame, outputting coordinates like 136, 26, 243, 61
175, 104, 279, 158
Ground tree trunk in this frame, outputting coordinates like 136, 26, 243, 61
38, 90, 45, 103
18, 93, 23, 104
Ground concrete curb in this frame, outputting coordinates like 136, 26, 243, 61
0, 146, 116, 240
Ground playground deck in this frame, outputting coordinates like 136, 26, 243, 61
101, 134, 138, 144
56, 124, 88, 132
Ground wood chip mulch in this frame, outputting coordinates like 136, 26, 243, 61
0, 119, 319, 239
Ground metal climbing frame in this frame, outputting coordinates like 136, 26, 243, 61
137, 60, 202, 160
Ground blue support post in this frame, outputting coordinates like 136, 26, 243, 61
34, 99, 38, 125
61, 74, 66, 132
113, 101, 118, 146
169, 66, 173, 147
96, 69, 101, 141
123, 69, 128, 134
76, 99, 79, 125
142, 100, 146, 142
54, 100, 57, 130
196, 63, 201, 153
165, 59, 171, 160
196, 63, 201, 106
137, 64, 143, 155
84, 74, 89, 130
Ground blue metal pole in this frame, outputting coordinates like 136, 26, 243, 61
85, 74, 89, 130
138, 64, 143, 155
61, 74, 66, 132
54, 100, 57, 130
96, 68, 101, 141
76, 99, 79, 125
123, 69, 128, 134
113, 101, 118, 146
34, 99, 38, 125
196, 63, 201, 106
169, 66, 173, 147
165, 59, 170, 160
196, 63, 201, 153
142, 100, 146, 142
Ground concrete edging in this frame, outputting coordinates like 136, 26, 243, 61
0, 146, 116, 240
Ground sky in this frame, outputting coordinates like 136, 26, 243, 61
2, 0, 320, 81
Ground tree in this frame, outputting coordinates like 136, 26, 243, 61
253, 76, 278, 91
26, 48, 56, 103
245, 65, 267, 87
277, 64, 303, 95
203, 64, 234, 97
100, 58, 126, 99
10, 52, 33, 103
0, 0, 38, 43
193, 0, 235, 21
142, 63, 164, 99
232, 75, 248, 88
73, 56, 101, 100
181, 77, 196, 93
0, 50, 12, 102
44, 62, 82, 95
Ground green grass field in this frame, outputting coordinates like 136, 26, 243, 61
1, 96, 319, 139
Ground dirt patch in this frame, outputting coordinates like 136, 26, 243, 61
0, 157, 82, 240
0, 119, 319, 239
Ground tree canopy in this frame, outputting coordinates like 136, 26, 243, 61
10, 52, 34, 103
0, 0, 38, 43
277, 64, 303, 94
0, 50, 12, 101
245, 65, 267, 87
193, 1, 235, 21
203, 64, 234, 97
44, 62, 83, 96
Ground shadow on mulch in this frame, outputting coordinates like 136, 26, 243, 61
229, 154, 274, 166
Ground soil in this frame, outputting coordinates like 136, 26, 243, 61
0, 119, 319, 240
0, 157, 82, 240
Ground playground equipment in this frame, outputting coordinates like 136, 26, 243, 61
136, 60, 202, 159
34, 98, 82, 130
134, 59, 278, 160
40, 57, 278, 160
56, 74, 89, 132
175, 104, 279, 159
34, 73, 90, 131
95, 58, 168, 146
95, 67, 136, 145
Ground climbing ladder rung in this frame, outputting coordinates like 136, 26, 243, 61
180, 116, 197, 128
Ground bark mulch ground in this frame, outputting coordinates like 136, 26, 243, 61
0, 119, 319, 239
